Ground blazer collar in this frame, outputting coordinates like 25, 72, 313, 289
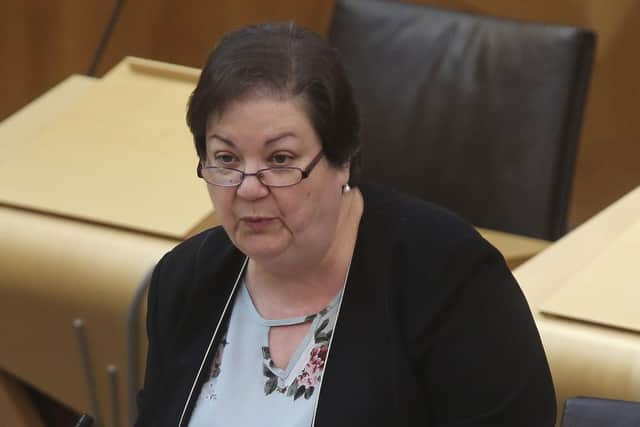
163, 237, 246, 426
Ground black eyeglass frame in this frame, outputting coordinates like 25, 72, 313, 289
197, 151, 324, 188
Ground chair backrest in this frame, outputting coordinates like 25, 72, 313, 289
329, 0, 596, 240
561, 397, 640, 427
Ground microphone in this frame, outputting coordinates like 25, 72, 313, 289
74, 413, 95, 427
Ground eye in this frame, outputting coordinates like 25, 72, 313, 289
271, 153, 293, 166
214, 152, 237, 165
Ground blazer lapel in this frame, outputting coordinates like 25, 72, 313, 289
162, 239, 247, 426
313, 185, 397, 426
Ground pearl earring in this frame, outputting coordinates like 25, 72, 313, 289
342, 184, 351, 194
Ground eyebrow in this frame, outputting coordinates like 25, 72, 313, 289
209, 134, 235, 147
208, 132, 296, 147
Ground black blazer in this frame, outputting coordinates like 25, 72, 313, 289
136, 183, 556, 426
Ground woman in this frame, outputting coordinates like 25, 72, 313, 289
136, 23, 556, 426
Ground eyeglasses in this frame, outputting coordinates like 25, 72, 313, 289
197, 151, 324, 188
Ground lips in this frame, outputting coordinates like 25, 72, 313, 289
240, 216, 277, 232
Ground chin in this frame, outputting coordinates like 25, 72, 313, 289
234, 234, 290, 261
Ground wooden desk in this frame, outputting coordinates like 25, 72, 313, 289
0, 59, 201, 427
514, 186, 640, 420
0, 58, 212, 239
478, 228, 550, 269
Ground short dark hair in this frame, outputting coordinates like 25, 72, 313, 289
186, 22, 361, 184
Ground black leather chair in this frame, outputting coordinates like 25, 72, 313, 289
329, 0, 596, 240
561, 397, 640, 427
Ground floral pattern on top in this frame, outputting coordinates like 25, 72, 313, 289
200, 335, 228, 401
262, 316, 333, 400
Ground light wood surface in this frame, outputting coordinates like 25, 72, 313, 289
535, 317, 640, 420
0, 70, 182, 424
0, 206, 176, 427
0, 74, 96, 160
478, 228, 550, 269
514, 185, 640, 422
0, 57, 212, 240
515, 186, 640, 311
540, 216, 640, 333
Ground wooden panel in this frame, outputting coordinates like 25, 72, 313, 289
0, 1, 114, 120
0, 206, 175, 426
0, 0, 335, 119
143, 0, 336, 68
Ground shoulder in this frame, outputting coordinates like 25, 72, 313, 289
155, 225, 233, 277
357, 182, 515, 331
355, 184, 555, 424
359, 181, 510, 286
358, 182, 490, 261
147, 226, 237, 326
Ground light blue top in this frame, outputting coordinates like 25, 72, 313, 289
188, 282, 343, 427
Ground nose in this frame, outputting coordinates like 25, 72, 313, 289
235, 171, 270, 200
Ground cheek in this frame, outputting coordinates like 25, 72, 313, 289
208, 188, 234, 220
282, 189, 339, 232
273, 191, 310, 227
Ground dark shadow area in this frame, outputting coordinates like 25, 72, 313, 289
25, 382, 79, 427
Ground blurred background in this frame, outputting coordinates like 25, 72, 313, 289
1, 0, 639, 230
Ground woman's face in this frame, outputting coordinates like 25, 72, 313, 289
204, 95, 349, 264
